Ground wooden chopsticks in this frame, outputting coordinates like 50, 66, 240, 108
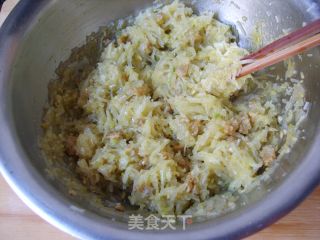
237, 19, 320, 78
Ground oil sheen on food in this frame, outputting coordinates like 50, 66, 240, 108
41, 1, 306, 216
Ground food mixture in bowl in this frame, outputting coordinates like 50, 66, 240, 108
41, 1, 307, 216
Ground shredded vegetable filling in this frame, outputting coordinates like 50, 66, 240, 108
41, 1, 306, 216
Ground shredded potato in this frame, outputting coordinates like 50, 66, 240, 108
41, 1, 306, 216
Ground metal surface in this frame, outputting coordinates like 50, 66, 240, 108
0, 0, 319, 239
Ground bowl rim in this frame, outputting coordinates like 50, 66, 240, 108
0, 0, 319, 239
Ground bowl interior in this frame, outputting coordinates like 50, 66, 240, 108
2, 0, 320, 237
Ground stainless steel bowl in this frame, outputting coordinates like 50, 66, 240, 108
0, 0, 319, 239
